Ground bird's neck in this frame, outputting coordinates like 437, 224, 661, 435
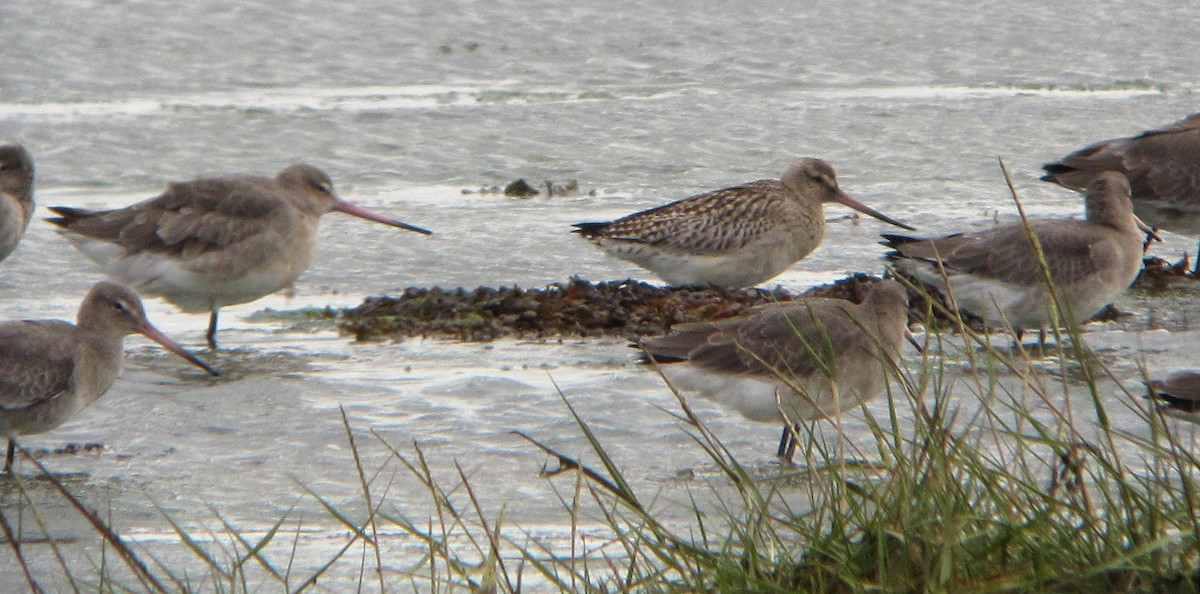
75, 324, 127, 356
73, 329, 127, 405
1088, 207, 1140, 235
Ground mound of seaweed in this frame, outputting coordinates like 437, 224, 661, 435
336, 259, 1165, 343
1132, 255, 1200, 292
338, 275, 887, 342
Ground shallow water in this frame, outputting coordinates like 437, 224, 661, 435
3, 0, 1200, 590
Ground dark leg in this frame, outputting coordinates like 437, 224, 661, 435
783, 424, 799, 463
1193, 238, 1200, 276
1011, 329, 1024, 350
4, 439, 15, 474
904, 329, 925, 354
206, 309, 220, 350
776, 426, 790, 459
776, 424, 800, 463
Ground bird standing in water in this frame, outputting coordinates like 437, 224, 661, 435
48, 164, 432, 348
0, 281, 219, 474
640, 279, 910, 462
1146, 370, 1200, 415
885, 172, 1150, 344
574, 158, 913, 288
1042, 113, 1200, 236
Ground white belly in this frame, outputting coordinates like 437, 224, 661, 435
894, 257, 1136, 330
596, 234, 812, 288
661, 362, 888, 424
63, 233, 314, 312
0, 195, 28, 261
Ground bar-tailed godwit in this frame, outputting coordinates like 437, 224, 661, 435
574, 158, 913, 288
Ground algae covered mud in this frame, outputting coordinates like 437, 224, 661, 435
335, 260, 1197, 342
337, 275, 878, 341
5, 0, 1200, 589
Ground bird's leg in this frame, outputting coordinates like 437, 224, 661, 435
4, 439, 15, 474
206, 309, 220, 350
1193, 237, 1200, 276
904, 328, 925, 354
784, 424, 799, 463
776, 424, 800, 463
1011, 329, 1025, 350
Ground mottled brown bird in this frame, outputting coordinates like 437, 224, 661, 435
0, 145, 35, 265
574, 158, 913, 288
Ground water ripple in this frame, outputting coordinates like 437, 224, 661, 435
0, 83, 1172, 121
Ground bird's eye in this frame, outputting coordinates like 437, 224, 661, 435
112, 301, 128, 313
318, 182, 333, 194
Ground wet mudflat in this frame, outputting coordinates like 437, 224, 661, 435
4, 0, 1200, 588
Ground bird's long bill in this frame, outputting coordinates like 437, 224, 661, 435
1134, 214, 1163, 242
136, 323, 221, 377
904, 328, 924, 354
835, 191, 915, 231
333, 200, 433, 235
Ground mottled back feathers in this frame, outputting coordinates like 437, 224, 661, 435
574, 179, 802, 254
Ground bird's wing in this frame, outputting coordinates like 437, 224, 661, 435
48, 175, 287, 258
1158, 370, 1200, 403
1116, 125, 1200, 210
639, 320, 722, 363
1047, 137, 1129, 180
680, 300, 869, 379
886, 221, 1107, 285
0, 321, 76, 411
1046, 114, 1200, 206
579, 180, 794, 254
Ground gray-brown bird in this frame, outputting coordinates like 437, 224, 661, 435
47, 164, 432, 348
0, 145, 35, 265
885, 172, 1149, 342
640, 279, 910, 462
1042, 113, 1200, 236
0, 281, 219, 474
1146, 370, 1200, 415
